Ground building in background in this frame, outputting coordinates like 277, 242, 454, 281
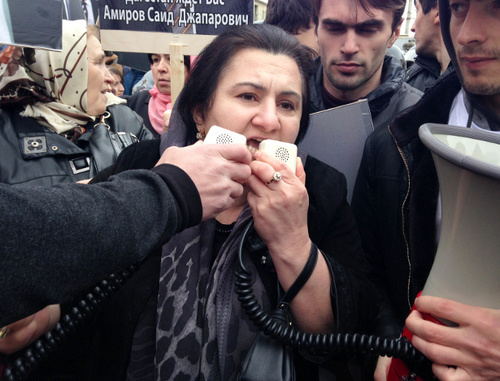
254, 0, 267, 22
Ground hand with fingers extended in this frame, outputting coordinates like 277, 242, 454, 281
0, 305, 60, 355
406, 295, 500, 381
156, 141, 252, 221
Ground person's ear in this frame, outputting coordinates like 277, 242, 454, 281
192, 105, 204, 125
388, 19, 403, 48
432, 8, 441, 26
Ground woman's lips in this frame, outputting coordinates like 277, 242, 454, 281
247, 138, 263, 159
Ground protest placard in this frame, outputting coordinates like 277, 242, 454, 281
98, 0, 253, 102
0, 0, 62, 50
98, 0, 254, 55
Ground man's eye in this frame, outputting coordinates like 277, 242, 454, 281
356, 26, 378, 35
449, 1, 469, 16
326, 26, 344, 34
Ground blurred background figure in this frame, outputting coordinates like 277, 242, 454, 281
132, 69, 154, 93
264, 0, 318, 57
123, 53, 190, 138
108, 66, 125, 96
404, 0, 451, 92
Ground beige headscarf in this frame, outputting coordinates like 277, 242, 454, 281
23, 19, 93, 133
1, 19, 123, 134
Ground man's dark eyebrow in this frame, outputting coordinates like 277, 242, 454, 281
321, 18, 385, 29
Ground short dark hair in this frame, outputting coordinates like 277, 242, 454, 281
147, 53, 191, 71
176, 24, 314, 144
414, 0, 438, 14
312, 0, 405, 32
265, 0, 314, 35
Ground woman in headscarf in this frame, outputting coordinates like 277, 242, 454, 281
0, 19, 152, 186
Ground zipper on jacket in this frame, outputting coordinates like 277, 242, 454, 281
388, 125, 413, 312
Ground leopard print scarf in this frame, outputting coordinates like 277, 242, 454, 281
154, 207, 272, 381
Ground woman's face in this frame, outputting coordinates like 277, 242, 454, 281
195, 48, 303, 150
111, 72, 125, 96
87, 35, 113, 116
151, 54, 171, 95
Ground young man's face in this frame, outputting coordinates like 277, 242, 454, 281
315, 0, 401, 101
449, 0, 500, 111
412, 0, 439, 57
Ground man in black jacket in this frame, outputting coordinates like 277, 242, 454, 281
404, 0, 451, 92
352, 0, 500, 378
309, 0, 422, 130
0, 142, 252, 354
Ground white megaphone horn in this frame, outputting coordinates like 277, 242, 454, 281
419, 123, 500, 308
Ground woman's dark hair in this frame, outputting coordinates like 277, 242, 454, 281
177, 23, 314, 144
147, 53, 191, 71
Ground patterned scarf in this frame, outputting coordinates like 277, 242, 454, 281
0, 20, 93, 133
148, 85, 172, 135
0, 19, 123, 134
155, 210, 272, 381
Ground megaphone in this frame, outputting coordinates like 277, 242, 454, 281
389, 123, 500, 380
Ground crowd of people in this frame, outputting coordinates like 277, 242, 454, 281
0, 0, 499, 380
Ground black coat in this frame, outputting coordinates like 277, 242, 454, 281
405, 55, 453, 93
0, 104, 152, 185
122, 91, 159, 138
351, 70, 462, 337
0, 161, 202, 325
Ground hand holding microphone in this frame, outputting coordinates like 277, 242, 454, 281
156, 132, 252, 221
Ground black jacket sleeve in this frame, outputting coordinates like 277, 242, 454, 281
351, 128, 407, 338
306, 157, 378, 334
0, 165, 199, 325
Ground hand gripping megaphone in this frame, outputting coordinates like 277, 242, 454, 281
389, 123, 500, 380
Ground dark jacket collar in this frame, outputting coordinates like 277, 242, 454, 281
309, 55, 407, 118
390, 70, 462, 148
413, 55, 442, 78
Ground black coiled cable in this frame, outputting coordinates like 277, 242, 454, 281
1, 265, 138, 381
235, 220, 433, 378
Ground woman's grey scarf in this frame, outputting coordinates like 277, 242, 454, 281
155, 208, 271, 380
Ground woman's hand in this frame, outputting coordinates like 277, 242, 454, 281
0, 305, 60, 355
246, 150, 309, 255
162, 110, 172, 133
246, 151, 334, 333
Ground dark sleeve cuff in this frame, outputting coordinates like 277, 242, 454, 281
152, 164, 202, 231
